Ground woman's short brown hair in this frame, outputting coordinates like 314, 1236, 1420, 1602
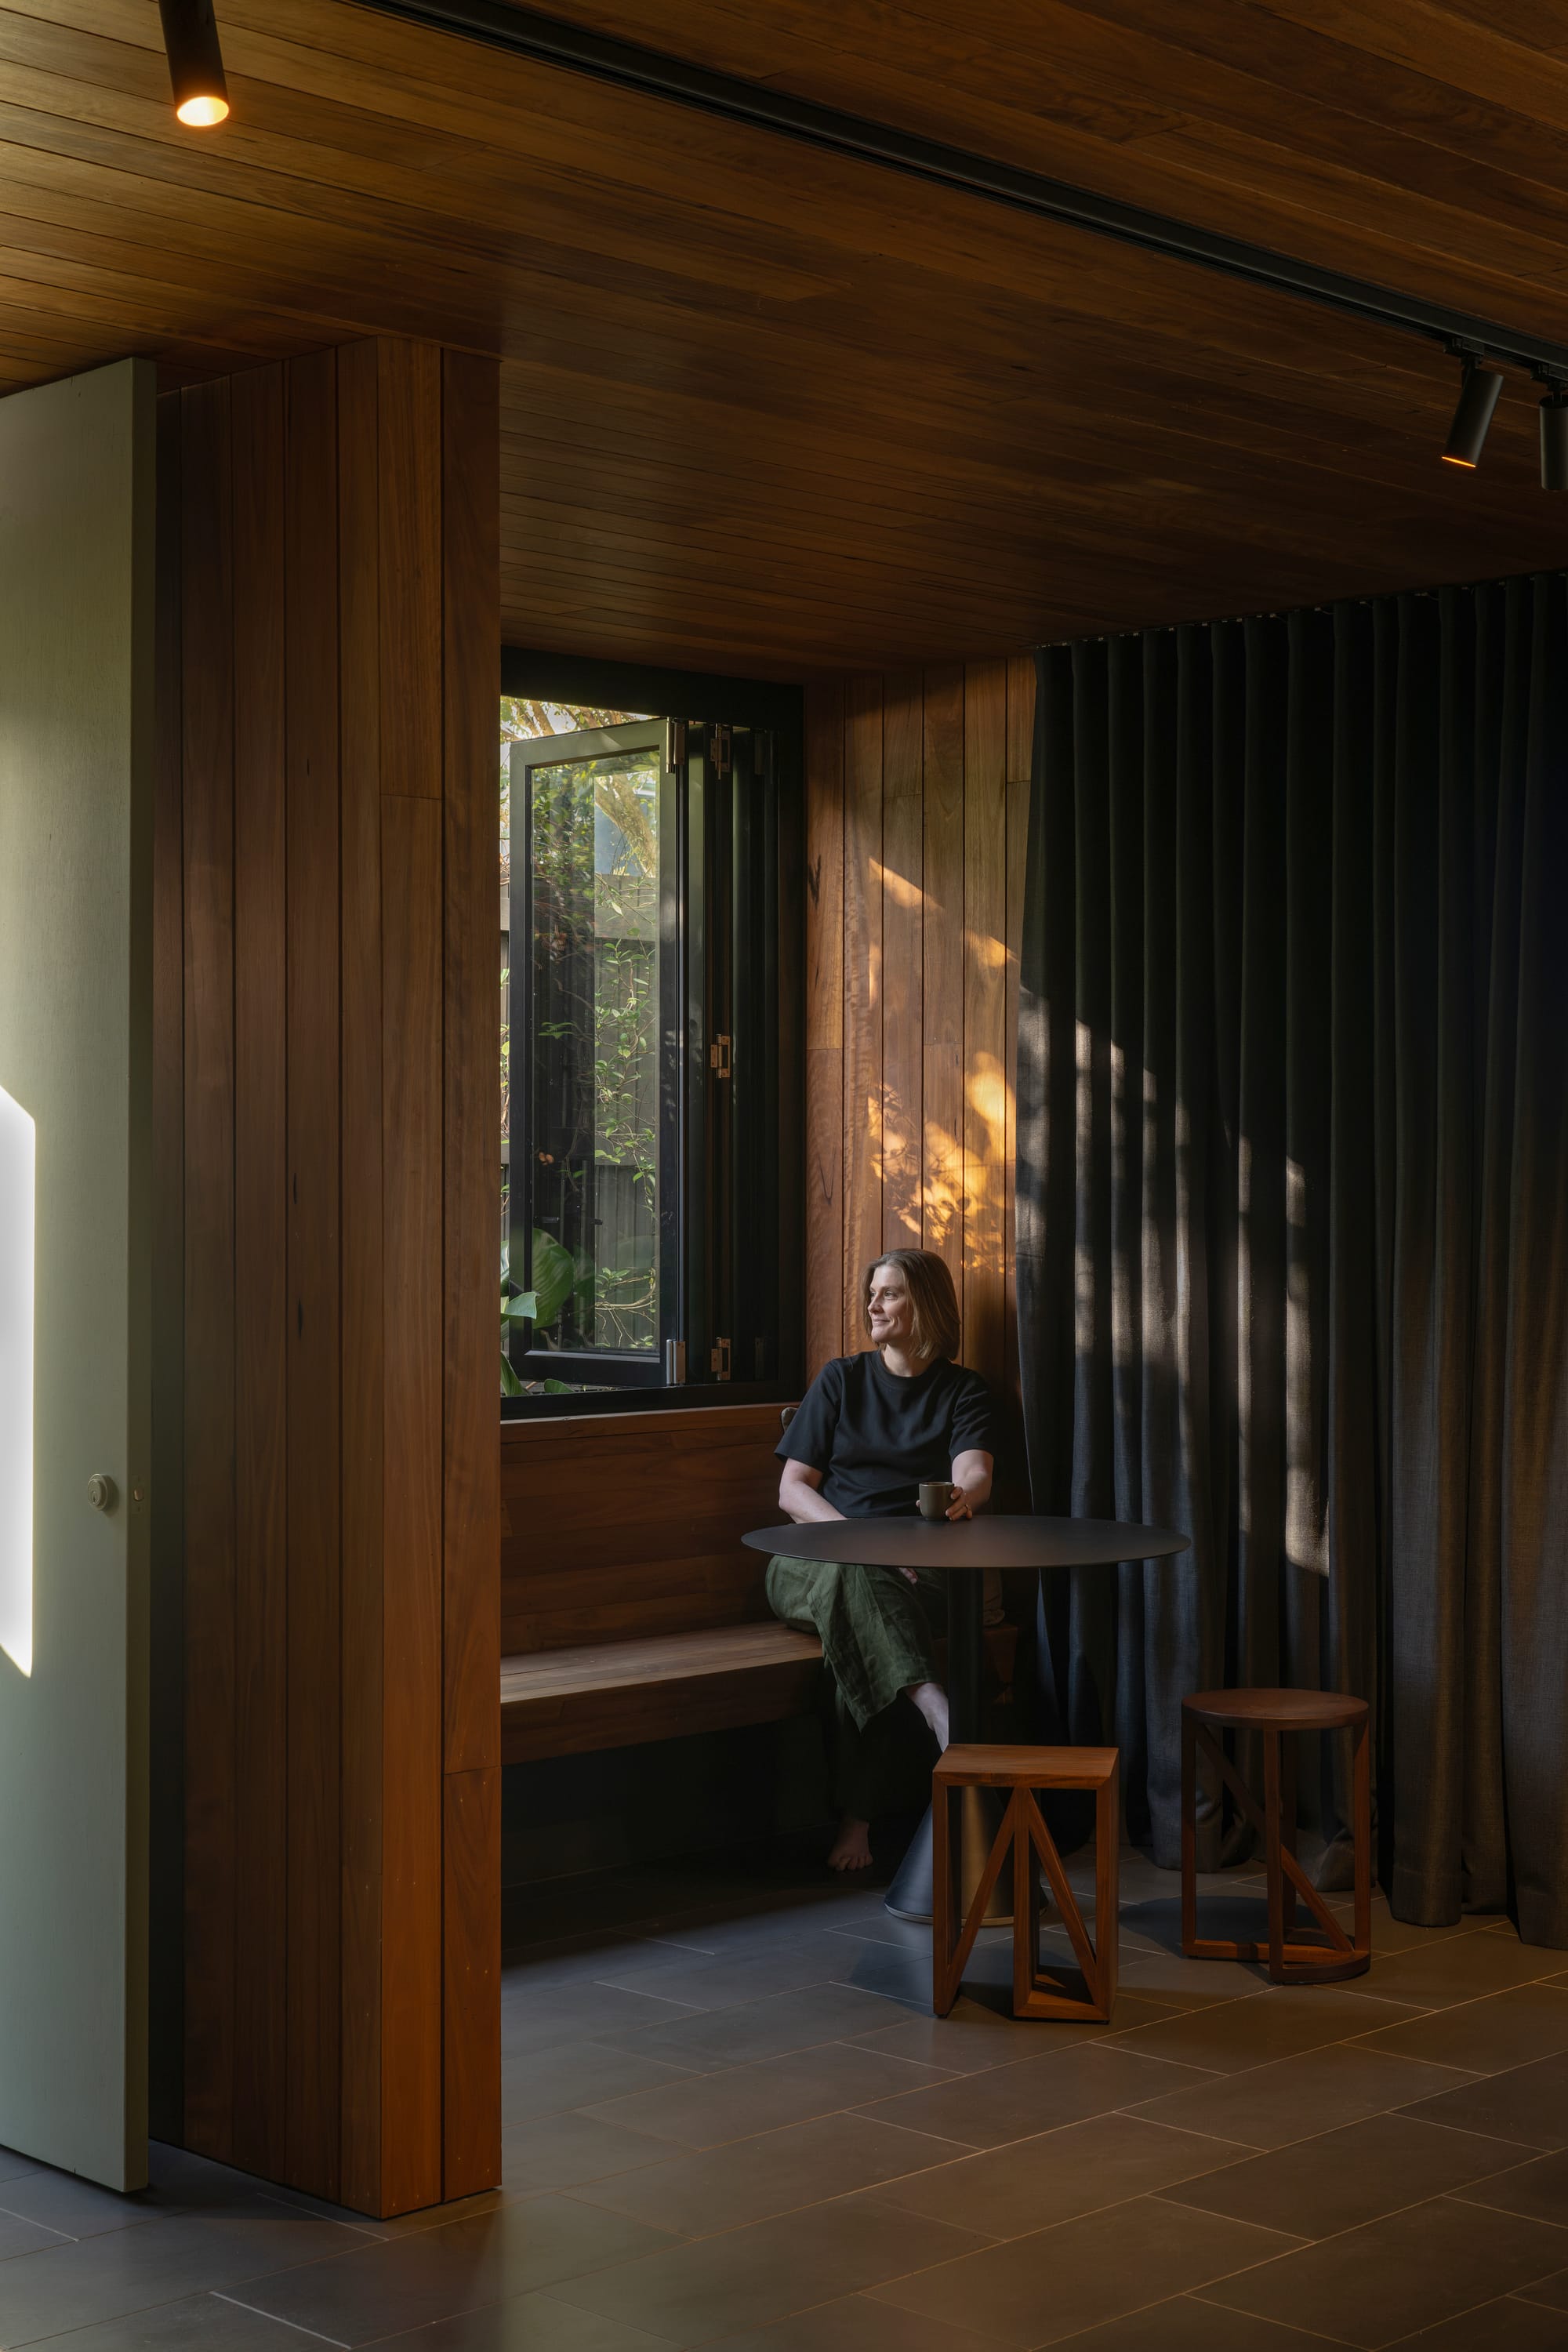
862, 1248, 962, 1364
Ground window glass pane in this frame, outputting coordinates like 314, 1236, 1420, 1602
528, 742, 662, 1356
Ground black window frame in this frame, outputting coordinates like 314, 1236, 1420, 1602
501, 649, 804, 1418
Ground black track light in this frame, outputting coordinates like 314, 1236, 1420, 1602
1541, 390, 1568, 491
1442, 352, 1504, 469
157, 0, 229, 127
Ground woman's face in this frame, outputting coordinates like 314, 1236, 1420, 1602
868, 1264, 917, 1353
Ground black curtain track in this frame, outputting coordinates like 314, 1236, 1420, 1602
1016, 577, 1568, 1945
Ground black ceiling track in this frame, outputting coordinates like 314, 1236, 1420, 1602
351, 0, 1568, 379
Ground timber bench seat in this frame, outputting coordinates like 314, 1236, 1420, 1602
500, 1623, 825, 1763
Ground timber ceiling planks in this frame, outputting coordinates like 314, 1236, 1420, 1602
2, 0, 1568, 670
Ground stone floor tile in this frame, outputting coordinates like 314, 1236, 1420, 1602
1201, 2191, 1567, 2348
0, 2211, 72, 2263
594, 1982, 909, 2072
871, 2111, 1253, 2237
1349, 1907, 1512, 1959
1108, 1946, 1270, 2008
822, 1915, 1008, 1959
849, 1993, 1174, 2079
368, 2290, 684, 2347
633, 1909, 869, 1965
811, 1942, 939, 2008
501, 2039, 703, 2124
0, 2171, 168, 2243
855, 2040, 1217, 2150
867, 2191, 1301, 2347
1105, 1984, 1425, 2074
1124, 1892, 1282, 1955
1398, 2052, 1568, 2151
499, 2111, 673, 2194
1450, 2146, 1568, 2229
1128, 2041, 1479, 2149
501, 1981, 704, 2058
706, 2288, 1018, 2349
548, 2190, 991, 2347
1388, 2292, 1568, 2347
0, 2211, 368, 2346
584, 2044, 953, 2151
231, 2196, 679, 2347
572, 2111, 967, 2238
1514, 2270, 1568, 2316
1020, 2292, 1348, 2348
503, 1930, 717, 1990
17, 2288, 326, 2349
846, 1999, 1064, 2076
1157, 2109, 1526, 2238
1359, 1935, 1566, 2011
1353, 1986, 1568, 2077
590, 1940, 868, 2010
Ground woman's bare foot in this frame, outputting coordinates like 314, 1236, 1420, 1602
906, 1679, 950, 1750
827, 1814, 874, 1871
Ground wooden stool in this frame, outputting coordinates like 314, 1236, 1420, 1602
933, 1745, 1119, 2020
1181, 1688, 1371, 1986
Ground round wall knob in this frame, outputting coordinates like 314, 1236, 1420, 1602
86, 1473, 118, 1513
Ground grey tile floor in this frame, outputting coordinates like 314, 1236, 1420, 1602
5, 1843, 1568, 2347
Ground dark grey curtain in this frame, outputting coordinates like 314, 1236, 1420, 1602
1016, 578, 1568, 1945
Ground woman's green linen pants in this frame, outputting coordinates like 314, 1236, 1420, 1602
765, 1553, 947, 1821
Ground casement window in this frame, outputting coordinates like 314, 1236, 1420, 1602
500, 664, 801, 1412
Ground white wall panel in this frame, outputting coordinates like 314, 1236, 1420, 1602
0, 358, 154, 2188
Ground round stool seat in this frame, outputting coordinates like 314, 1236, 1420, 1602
1181, 1683, 1372, 1986
1184, 1686, 1368, 1733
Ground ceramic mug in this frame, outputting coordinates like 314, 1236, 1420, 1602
917, 1481, 958, 1520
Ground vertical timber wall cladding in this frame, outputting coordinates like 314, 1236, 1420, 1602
154, 339, 501, 2217
805, 663, 1035, 1457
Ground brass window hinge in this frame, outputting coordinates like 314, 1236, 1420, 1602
710, 1034, 731, 1078
711, 1337, 731, 1380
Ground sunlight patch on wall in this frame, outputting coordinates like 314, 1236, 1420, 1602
0, 1084, 34, 1675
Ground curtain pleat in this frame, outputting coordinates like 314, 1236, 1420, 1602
1017, 579, 1568, 1941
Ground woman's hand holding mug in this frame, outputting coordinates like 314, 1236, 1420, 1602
916, 1480, 973, 1522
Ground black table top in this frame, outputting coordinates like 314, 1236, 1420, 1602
741, 1514, 1191, 1571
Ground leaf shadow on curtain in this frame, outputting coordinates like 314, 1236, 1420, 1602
1016, 578, 1568, 1944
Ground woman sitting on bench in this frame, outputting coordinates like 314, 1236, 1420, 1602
768, 1249, 996, 1873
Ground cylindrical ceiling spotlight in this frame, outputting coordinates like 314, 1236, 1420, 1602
157, 0, 229, 126
1541, 392, 1568, 491
1442, 355, 1504, 469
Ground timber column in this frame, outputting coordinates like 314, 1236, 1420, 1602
154, 338, 501, 2216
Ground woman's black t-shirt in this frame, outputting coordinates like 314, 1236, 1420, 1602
776, 1352, 997, 1518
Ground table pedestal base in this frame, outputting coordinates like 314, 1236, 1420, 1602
884, 1552, 1008, 1923
884, 1785, 1014, 1925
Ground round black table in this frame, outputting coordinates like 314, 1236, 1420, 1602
742, 1515, 1190, 1921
